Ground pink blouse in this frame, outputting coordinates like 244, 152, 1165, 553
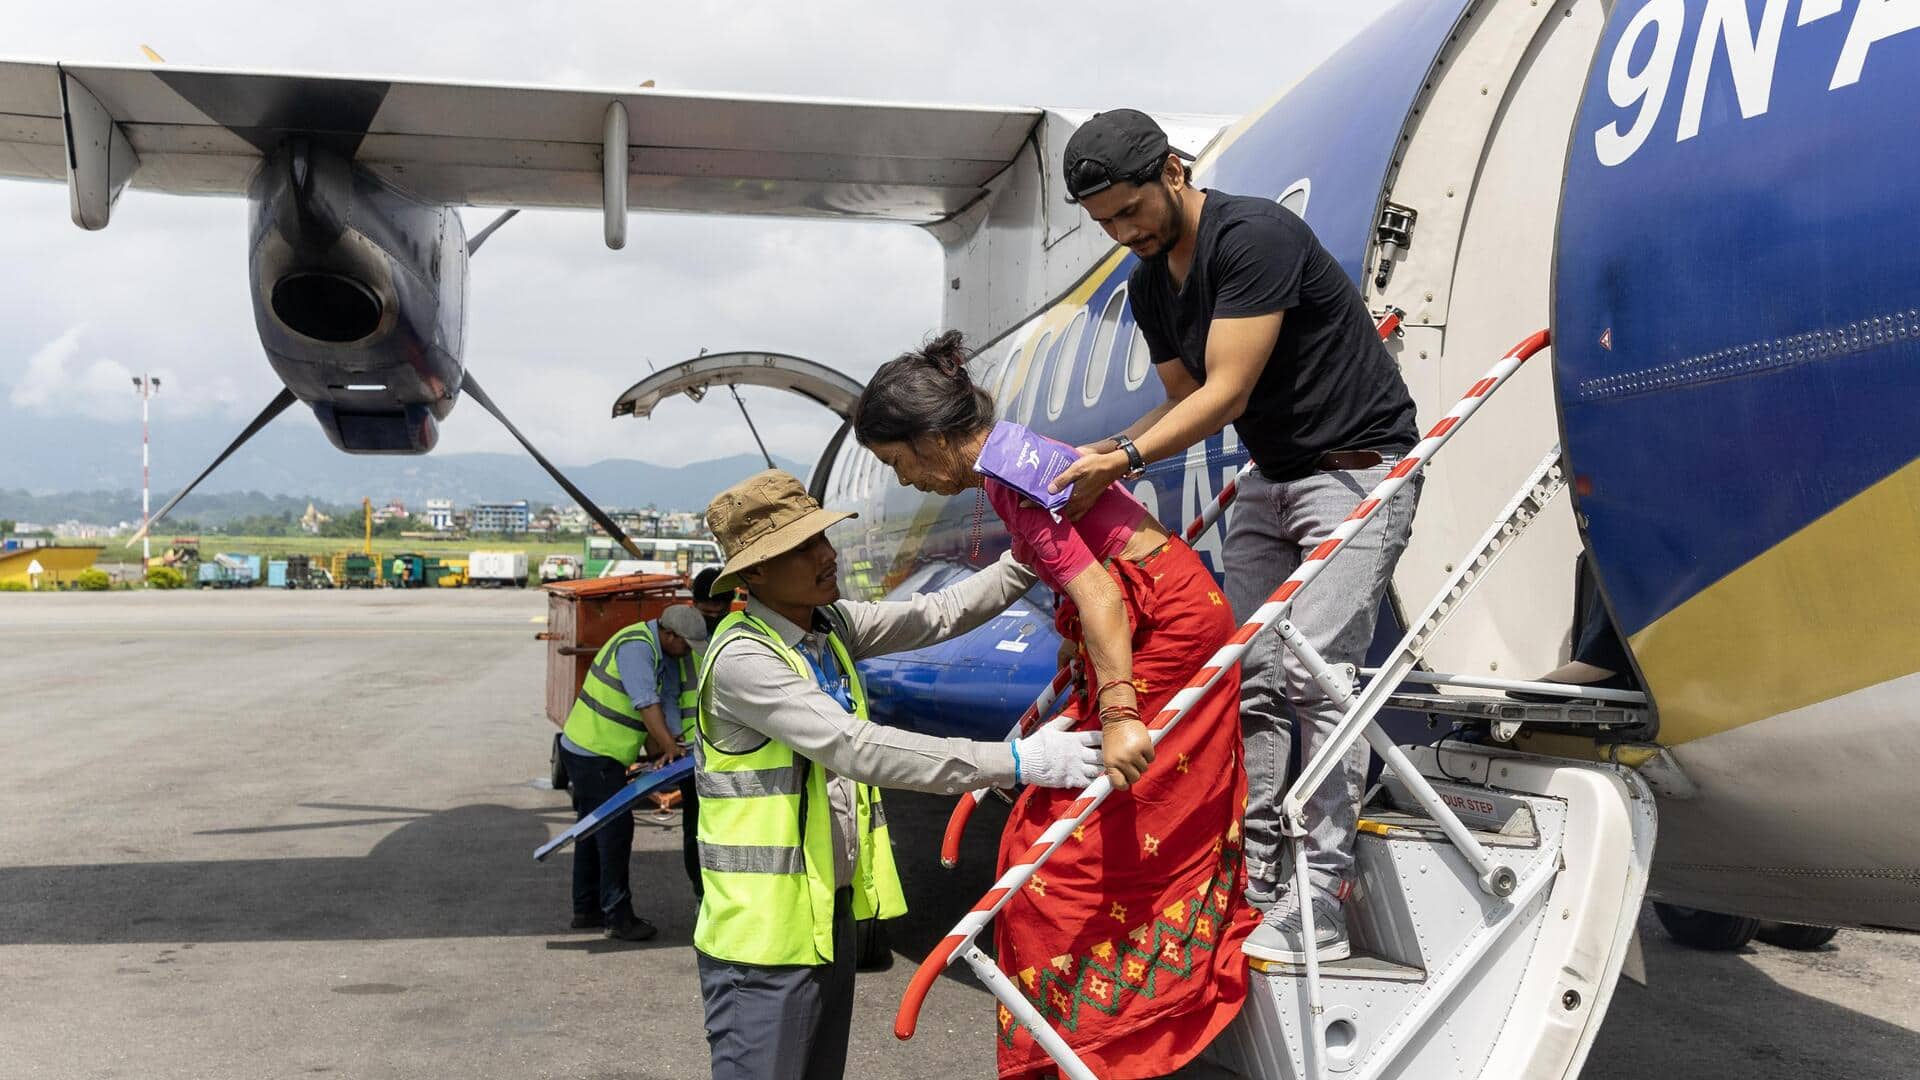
985, 477, 1148, 592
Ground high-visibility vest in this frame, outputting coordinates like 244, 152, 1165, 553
673, 650, 698, 732
691, 609, 907, 966
561, 621, 676, 766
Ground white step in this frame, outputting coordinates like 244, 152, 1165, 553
1202, 747, 1656, 1080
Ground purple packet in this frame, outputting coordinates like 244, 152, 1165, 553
973, 421, 1079, 513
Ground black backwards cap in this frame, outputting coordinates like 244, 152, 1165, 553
1061, 109, 1196, 204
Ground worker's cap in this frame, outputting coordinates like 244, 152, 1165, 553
1062, 109, 1194, 204
657, 603, 710, 647
691, 566, 729, 604
706, 470, 855, 593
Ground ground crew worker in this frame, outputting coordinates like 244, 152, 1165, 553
558, 603, 708, 941
691, 566, 734, 634
695, 470, 1105, 1080
1051, 109, 1422, 965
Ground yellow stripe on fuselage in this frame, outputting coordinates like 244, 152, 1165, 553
1627, 454, 1920, 746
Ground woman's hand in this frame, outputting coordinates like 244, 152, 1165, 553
1101, 718, 1154, 790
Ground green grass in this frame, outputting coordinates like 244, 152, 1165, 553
168, 535, 588, 563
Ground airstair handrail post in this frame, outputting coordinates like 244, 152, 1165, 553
1275, 619, 1516, 899
1288, 809, 1332, 1079
962, 946, 1101, 1080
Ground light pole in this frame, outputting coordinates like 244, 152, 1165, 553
131, 374, 161, 576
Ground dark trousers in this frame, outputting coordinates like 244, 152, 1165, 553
565, 747, 637, 925
679, 776, 703, 900
698, 888, 854, 1080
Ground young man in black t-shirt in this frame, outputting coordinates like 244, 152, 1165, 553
1050, 109, 1421, 965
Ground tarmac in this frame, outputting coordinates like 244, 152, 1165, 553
0, 589, 1915, 1079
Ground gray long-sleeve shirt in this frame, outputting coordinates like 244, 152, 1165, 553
702, 552, 1035, 888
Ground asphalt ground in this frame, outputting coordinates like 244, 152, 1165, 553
1, 589, 1915, 1079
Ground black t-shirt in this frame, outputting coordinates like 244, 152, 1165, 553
1130, 190, 1417, 480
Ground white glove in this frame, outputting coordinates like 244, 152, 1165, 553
1013, 728, 1105, 789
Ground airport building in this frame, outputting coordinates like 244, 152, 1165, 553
469, 500, 530, 535
0, 545, 104, 587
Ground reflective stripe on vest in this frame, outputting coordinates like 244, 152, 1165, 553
690, 608, 907, 966
560, 622, 661, 766
675, 651, 699, 735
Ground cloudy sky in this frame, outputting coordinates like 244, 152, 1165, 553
0, 1, 1391, 477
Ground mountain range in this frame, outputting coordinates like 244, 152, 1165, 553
0, 411, 806, 524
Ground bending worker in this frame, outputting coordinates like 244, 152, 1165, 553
694, 470, 1105, 1080
1050, 109, 1422, 965
559, 603, 708, 942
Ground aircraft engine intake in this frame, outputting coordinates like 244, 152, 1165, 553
268, 270, 384, 344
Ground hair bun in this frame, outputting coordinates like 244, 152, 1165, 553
924, 329, 971, 380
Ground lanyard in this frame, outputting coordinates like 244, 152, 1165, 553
801, 639, 854, 713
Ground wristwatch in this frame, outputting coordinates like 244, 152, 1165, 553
1111, 434, 1148, 480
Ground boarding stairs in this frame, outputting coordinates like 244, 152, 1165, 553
1195, 437, 1658, 1080
896, 329, 1662, 1080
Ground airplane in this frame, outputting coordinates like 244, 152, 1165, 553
5, 0, 1917, 1074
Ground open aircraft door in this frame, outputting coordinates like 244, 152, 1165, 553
611, 350, 866, 500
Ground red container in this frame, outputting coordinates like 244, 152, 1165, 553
538, 573, 687, 727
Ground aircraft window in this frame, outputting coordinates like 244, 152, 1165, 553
1124, 325, 1152, 390
1045, 310, 1089, 421
886, 560, 971, 599
1083, 286, 1127, 407
1019, 332, 1053, 425
1278, 178, 1311, 218
995, 344, 1025, 417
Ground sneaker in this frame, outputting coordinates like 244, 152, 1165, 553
569, 911, 606, 930
604, 916, 658, 943
1243, 892, 1349, 964
1243, 883, 1279, 911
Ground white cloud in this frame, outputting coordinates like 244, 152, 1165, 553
7, 326, 145, 419
8, 326, 86, 411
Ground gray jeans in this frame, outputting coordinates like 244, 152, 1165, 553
1223, 465, 1419, 903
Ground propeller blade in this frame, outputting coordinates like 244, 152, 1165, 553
466, 209, 520, 256
459, 373, 646, 560
128, 387, 298, 547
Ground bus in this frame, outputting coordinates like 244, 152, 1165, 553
584, 535, 725, 581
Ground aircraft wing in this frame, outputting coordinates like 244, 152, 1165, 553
0, 58, 1042, 222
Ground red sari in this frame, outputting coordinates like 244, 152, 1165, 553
994, 537, 1257, 1079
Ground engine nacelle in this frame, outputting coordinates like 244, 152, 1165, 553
246, 139, 469, 453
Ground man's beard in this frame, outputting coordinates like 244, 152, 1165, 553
1141, 184, 1184, 257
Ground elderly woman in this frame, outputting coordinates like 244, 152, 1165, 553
853, 330, 1256, 1080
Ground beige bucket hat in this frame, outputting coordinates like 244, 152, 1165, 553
706, 470, 856, 592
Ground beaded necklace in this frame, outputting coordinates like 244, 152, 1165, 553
968, 487, 987, 562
